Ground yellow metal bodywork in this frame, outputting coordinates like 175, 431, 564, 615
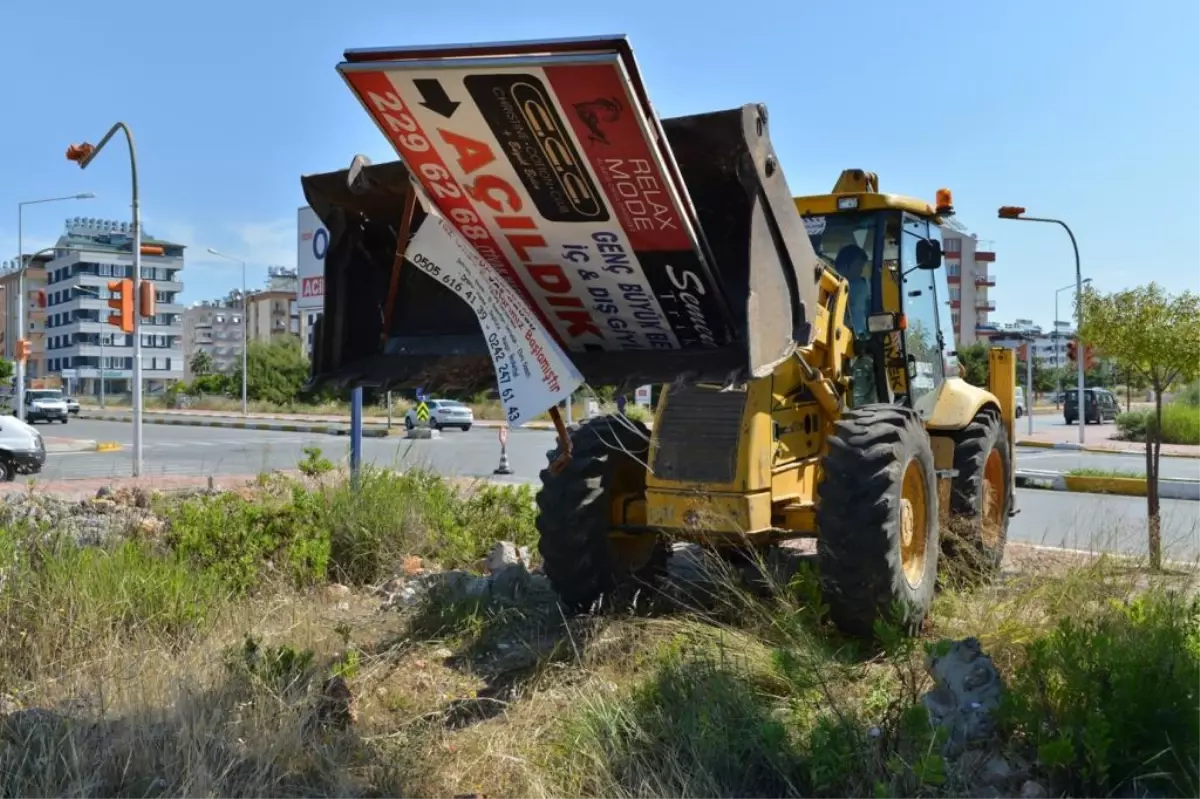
633, 170, 1016, 545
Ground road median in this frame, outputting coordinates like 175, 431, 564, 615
1015, 468, 1200, 501
77, 412, 393, 438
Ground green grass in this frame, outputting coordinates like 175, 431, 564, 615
1067, 467, 1146, 479
0, 462, 1195, 798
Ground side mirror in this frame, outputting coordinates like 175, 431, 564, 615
915, 239, 943, 270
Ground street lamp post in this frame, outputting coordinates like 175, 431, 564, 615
67, 123, 145, 476
1054, 278, 1092, 398
205, 248, 248, 415
16, 193, 95, 419
998, 206, 1086, 445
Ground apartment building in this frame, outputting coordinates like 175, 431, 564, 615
182, 293, 245, 380
985, 319, 1077, 370
0, 254, 50, 382
245, 266, 307, 346
938, 218, 997, 347
39, 217, 185, 396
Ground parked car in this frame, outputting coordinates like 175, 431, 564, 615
22, 389, 69, 424
1064, 387, 1120, 425
1015, 387, 1026, 418
0, 414, 45, 480
64, 396, 81, 415
404, 398, 474, 432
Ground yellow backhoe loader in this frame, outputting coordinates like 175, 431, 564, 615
303, 35, 1016, 637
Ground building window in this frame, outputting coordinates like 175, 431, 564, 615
944, 237, 962, 253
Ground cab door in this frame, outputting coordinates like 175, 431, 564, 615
898, 215, 948, 419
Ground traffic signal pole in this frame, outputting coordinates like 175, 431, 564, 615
68, 122, 145, 475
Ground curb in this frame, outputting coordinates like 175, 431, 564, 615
1015, 469, 1200, 501
1016, 439, 1200, 460
76, 413, 391, 438
95, 441, 122, 452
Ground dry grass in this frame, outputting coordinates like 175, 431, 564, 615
0, 486, 1195, 797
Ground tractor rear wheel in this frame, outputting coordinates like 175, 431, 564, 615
535, 415, 666, 614
945, 408, 1011, 582
817, 405, 940, 638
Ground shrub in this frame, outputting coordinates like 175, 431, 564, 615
1115, 403, 1200, 445
320, 468, 536, 584
1001, 590, 1200, 796
167, 488, 330, 593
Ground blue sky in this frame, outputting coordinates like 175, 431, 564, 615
2, 0, 1196, 330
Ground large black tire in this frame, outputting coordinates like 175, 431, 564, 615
0, 456, 14, 482
945, 408, 1012, 582
535, 414, 665, 614
817, 405, 940, 638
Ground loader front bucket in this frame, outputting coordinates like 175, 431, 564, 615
304, 35, 822, 395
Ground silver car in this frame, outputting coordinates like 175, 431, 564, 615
405, 398, 475, 432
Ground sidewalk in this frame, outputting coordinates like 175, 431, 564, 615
1016, 425, 1200, 459
22, 473, 264, 501
43, 437, 121, 454
78, 407, 557, 431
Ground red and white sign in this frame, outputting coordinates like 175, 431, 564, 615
337, 43, 730, 355
301, 276, 324, 299
297, 206, 327, 311
404, 186, 584, 426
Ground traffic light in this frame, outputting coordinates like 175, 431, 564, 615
1083, 344, 1097, 372
15, 339, 31, 363
997, 206, 1027, 219
139, 280, 156, 319
1066, 340, 1077, 362
107, 279, 134, 334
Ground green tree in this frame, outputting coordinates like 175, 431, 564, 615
234, 335, 310, 406
955, 341, 989, 387
190, 350, 214, 376
0, 358, 13, 382
1079, 283, 1200, 569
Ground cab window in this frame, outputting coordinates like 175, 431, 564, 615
899, 223, 945, 414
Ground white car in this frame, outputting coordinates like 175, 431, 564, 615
405, 398, 474, 432
1015, 387, 1026, 418
22, 389, 70, 424
0, 414, 45, 480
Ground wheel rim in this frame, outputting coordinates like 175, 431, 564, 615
899, 459, 929, 588
981, 449, 1005, 547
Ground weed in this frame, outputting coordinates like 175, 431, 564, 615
1117, 402, 1200, 445
299, 445, 335, 477
1001, 589, 1200, 796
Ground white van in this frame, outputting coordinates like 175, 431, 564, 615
0, 415, 46, 480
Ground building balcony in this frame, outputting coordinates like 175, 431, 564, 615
950, 300, 961, 309
974, 274, 996, 287
976, 300, 996, 311
947, 273, 961, 283
974, 251, 995, 262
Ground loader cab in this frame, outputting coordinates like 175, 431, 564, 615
796, 196, 956, 419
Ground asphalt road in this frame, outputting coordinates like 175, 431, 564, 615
1016, 446, 1200, 480
31, 418, 1200, 562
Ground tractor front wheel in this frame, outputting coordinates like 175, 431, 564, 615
817, 405, 940, 638
535, 415, 666, 614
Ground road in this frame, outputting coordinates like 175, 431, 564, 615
1016, 446, 1199, 480
31, 419, 1200, 562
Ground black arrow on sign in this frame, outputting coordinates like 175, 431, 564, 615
413, 78, 460, 118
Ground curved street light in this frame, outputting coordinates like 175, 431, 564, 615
998, 206, 1087, 445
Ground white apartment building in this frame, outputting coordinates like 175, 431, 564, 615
42, 217, 185, 397
939, 217, 997, 348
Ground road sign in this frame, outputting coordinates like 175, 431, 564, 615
415, 401, 430, 424
338, 38, 732, 354
416, 386, 425, 401
499, 425, 508, 446
635, 385, 652, 407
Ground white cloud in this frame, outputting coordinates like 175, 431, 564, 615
230, 218, 295, 269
